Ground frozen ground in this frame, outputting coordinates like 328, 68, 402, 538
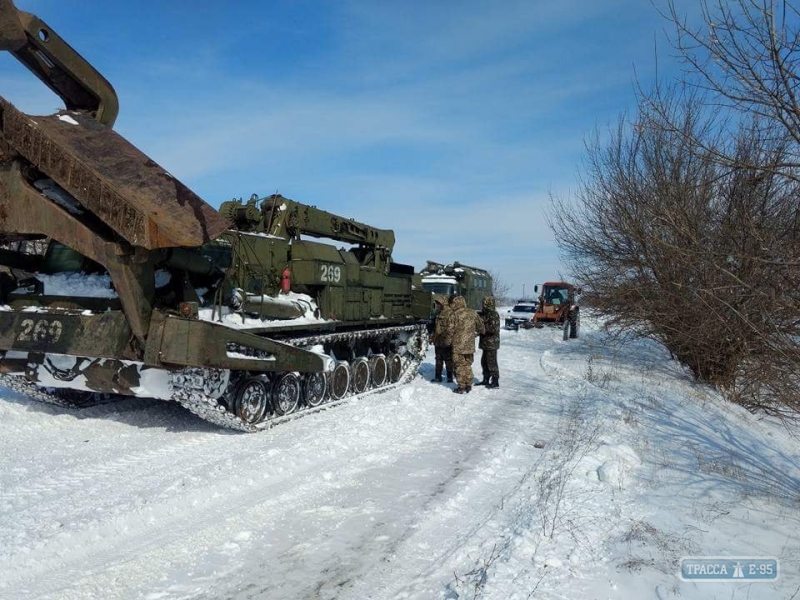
0, 315, 798, 600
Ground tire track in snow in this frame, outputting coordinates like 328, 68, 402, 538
333, 333, 567, 599
0, 435, 354, 599
1, 382, 469, 599
0, 328, 588, 600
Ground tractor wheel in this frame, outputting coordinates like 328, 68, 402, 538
569, 311, 580, 339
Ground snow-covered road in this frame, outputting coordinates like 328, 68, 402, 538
1, 318, 798, 600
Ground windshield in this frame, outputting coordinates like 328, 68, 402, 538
423, 282, 456, 295
511, 305, 536, 313
543, 286, 569, 305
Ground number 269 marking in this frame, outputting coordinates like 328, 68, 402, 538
320, 264, 342, 283
16, 318, 64, 344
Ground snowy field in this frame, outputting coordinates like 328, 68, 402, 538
0, 315, 798, 600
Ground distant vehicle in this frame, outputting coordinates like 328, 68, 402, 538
504, 299, 539, 330
419, 261, 492, 311
532, 281, 580, 340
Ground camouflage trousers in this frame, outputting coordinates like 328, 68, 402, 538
434, 345, 454, 380
453, 353, 475, 389
480, 348, 499, 379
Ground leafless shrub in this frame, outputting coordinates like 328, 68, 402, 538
552, 1, 800, 416
488, 269, 513, 305
691, 498, 733, 524
620, 519, 699, 574
621, 408, 638, 428
448, 544, 501, 600
584, 356, 618, 389
551, 85, 800, 416
692, 447, 746, 481
660, 0, 800, 181
536, 401, 603, 539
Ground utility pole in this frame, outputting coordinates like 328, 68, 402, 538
522, 283, 526, 298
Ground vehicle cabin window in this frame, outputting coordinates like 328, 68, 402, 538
423, 282, 456, 295
544, 287, 569, 305
512, 304, 536, 313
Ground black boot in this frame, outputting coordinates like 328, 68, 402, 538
474, 376, 490, 386
487, 376, 499, 389
431, 375, 443, 382
453, 387, 468, 394
446, 373, 453, 383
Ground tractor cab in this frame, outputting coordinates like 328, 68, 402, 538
538, 283, 574, 312
542, 284, 571, 306
532, 281, 581, 339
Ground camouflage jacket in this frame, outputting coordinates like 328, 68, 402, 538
479, 308, 500, 350
431, 304, 453, 347
448, 296, 485, 354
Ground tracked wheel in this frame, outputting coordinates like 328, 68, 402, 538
387, 353, 403, 383
272, 372, 301, 416
233, 376, 270, 424
329, 362, 350, 400
304, 372, 327, 407
351, 357, 370, 393
370, 355, 388, 388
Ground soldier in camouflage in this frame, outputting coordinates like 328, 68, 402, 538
429, 295, 454, 382
448, 294, 485, 394
476, 296, 500, 388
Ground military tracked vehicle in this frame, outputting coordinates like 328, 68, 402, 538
0, 0, 430, 431
419, 261, 492, 310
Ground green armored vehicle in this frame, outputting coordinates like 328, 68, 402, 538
419, 261, 493, 310
0, 0, 430, 431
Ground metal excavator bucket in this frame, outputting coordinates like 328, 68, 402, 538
0, 0, 229, 250
0, 98, 229, 249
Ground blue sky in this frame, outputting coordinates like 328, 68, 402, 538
1, 0, 695, 298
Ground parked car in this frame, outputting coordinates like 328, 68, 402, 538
504, 299, 539, 330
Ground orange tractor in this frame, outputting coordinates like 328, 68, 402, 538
533, 281, 580, 340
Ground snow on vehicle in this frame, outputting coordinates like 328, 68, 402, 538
0, 0, 430, 431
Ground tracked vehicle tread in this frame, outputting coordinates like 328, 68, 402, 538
0, 375, 112, 409
170, 324, 428, 432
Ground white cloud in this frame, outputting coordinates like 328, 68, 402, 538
3, 0, 691, 296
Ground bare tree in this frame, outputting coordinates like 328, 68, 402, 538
489, 269, 513, 305
656, 0, 800, 412
653, 0, 800, 178
550, 1, 800, 416
551, 88, 800, 416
